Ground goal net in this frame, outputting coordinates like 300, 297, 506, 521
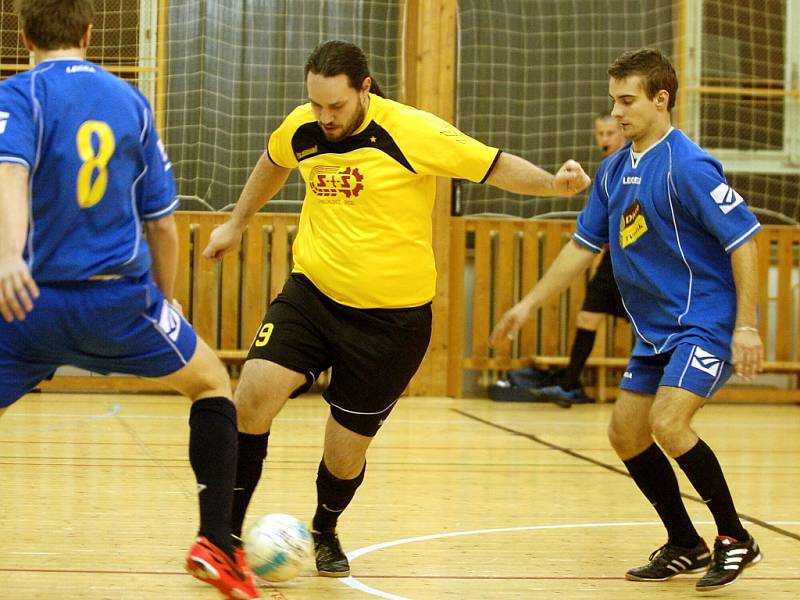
455, 0, 800, 223
0, 0, 153, 87
163, 0, 403, 212
1, 1, 797, 223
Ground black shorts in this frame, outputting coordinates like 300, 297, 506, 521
582, 252, 628, 319
246, 274, 432, 437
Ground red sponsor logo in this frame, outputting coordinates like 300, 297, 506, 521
309, 166, 364, 198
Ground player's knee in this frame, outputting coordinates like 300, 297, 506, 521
234, 363, 272, 408
576, 310, 602, 330
607, 418, 648, 457
324, 452, 367, 480
232, 361, 289, 432
649, 411, 684, 449
607, 419, 627, 451
232, 376, 262, 424
323, 436, 371, 479
183, 341, 231, 399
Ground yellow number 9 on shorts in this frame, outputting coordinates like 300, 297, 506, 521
253, 323, 274, 347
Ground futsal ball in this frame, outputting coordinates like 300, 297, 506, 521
243, 513, 313, 582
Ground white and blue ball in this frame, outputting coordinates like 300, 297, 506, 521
243, 513, 312, 582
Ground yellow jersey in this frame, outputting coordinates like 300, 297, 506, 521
268, 93, 500, 308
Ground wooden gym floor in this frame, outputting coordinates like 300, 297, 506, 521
0, 392, 797, 599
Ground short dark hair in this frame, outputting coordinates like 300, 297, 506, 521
16, 0, 94, 50
608, 48, 678, 111
305, 40, 385, 98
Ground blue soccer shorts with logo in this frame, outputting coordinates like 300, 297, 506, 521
0, 274, 197, 407
620, 343, 733, 398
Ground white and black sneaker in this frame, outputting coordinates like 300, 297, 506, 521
625, 539, 711, 581
696, 534, 762, 592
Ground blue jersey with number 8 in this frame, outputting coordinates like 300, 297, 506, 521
0, 58, 177, 282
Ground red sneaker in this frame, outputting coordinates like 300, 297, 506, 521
234, 547, 260, 588
186, 536, 261, 599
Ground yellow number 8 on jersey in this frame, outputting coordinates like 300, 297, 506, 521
76, 120, 116, 208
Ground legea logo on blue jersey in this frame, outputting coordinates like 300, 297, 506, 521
158, 301, 182, 342
710, 183, 744, 215
0, 111, 9, 134
690, 347, 721, 377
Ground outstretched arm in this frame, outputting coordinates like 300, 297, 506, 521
0, 162, 38, 322
485, 153, 591, 197
489, 240, 596, 345
203, 152, 292, 261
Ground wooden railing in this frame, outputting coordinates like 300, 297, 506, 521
43, 213, 800, 402
448, 217, 800, 402
172, 212, 298, 358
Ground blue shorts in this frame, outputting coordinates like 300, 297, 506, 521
620, 344, 733, 399
0, 275, 197, 407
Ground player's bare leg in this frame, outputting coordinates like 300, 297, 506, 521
224, 359, 305, 578
575, 310, 604, 331
651, 386, 760, 591
233, 358, 302, 434
309, 415, 375, 577
609, 389, 710, 582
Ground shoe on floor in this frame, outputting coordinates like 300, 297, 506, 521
312, 529, 350, 577
488, 380, 538, 402
530, 384, 591, 408
234, 547, 259, 589
186, 536, 261, 599
625, 539, 711, 581
696, 533, 762, 592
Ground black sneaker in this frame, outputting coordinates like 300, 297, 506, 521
311, 529, 350, 577
696, 534, 762, 592
625, 540, 711, 581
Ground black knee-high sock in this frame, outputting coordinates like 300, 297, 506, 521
561, 328, 596, 390
623, 443, 701, 548
231, 431, 270, 545
676, 439, 747, 541
189, 397, 238, 556
312, 460, 366, 533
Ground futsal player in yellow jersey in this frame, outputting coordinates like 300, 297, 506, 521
203, 40, 591, 577
270, 92, 495, 309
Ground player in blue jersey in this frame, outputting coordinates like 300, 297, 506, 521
0, 2, 259, 599
491, 48, 763, 592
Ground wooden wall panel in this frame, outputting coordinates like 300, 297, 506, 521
447, 219, 800, 402
404, 0, 458, 396
46, 213, 800, 403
